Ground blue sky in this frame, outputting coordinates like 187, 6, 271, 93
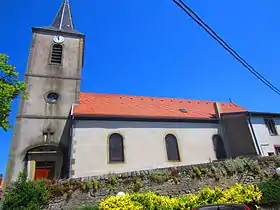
1, 0, 280, 175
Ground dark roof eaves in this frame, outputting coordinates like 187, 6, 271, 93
219, 111, 280, 118
220, 111, 249, 116
32, 26, 84, 37
73, 114, 219, 123
249, 111, 280, 118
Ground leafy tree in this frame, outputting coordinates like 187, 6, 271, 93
2, 170, 50, 210
0, 54, 26, 131
258, 179, 280, 205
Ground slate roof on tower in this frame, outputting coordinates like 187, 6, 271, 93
73, 92, 247, 120
33, 0, 83, 35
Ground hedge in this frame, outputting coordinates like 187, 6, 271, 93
257, 179, 280, 205
97, 183, 262, 210
2, 171, 50, 210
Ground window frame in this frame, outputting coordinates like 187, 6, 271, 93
108, 133, 125, 163
50, 44, 63, 65
165, 134, 181, 162
45, 92, 60, 104
264, 118, 278, 136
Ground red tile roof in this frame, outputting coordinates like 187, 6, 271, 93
73, 92, 247, 120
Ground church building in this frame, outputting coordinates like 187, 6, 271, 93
5, 0, 280, 184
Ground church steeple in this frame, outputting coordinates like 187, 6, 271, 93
52, 0, 74, 32
4, 0, 85, 188
34, 0, 82, 35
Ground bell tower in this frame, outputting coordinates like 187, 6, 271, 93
5, 0, 84, 184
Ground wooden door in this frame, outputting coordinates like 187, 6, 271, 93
34, 168, 51, 180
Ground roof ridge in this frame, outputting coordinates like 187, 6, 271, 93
80, 92, 234, 104
230, 102, 243, 108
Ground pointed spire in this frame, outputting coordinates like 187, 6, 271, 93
52, 0, 75, 32
32, 0, 83, 35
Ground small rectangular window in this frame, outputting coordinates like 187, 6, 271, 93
264, 118, 278, 136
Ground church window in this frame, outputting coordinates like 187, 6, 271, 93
51, 44, 63, 64
109, 133, 124, 163
45, 92, 59, 103
165, 134, 180, 161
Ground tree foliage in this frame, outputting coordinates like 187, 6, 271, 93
2, 171, 50, 210
258, 179, 280, 205
0, 54, 26, 131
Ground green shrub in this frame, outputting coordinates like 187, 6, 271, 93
98, 183, 262, 209
150, 171, 170, 183
197, 187, 222, 204
193, 167, 202, 177
2, 171, 50, 210
108, 176, 118, 186
247, 159, 261, 174
132, 177, 142, 192
129, 192, 181, 210
222, 158, 247, 175
217, 183, 262, 204
93, 180, 99, 191
200, 168, 208, 174
258, 179, 280, 205
99, 195, 143, 210
86, 180, 93, 189
182, 184, 261, 207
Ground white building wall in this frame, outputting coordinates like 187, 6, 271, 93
71, 120, 218, 178
250, 117, 280, 156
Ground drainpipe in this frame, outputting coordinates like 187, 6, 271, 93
248, 113, 262, 156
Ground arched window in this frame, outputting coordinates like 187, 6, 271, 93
165, 134, 180, 161
109, 133, 124, 162
51, 44, 63, 64
212, 134, 227, 160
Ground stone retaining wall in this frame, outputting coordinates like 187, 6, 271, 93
47, 156, 280, 209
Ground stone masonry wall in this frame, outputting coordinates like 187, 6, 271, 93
47, 156, 280, 210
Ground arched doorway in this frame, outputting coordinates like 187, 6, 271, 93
212, 134, 227, 160
25, 145, 63, 181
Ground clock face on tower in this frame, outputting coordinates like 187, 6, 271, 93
53, 35, 65, 43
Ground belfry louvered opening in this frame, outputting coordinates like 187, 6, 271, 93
51, 44, 63, 64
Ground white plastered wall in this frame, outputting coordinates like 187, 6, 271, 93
71, 120, 218, 178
